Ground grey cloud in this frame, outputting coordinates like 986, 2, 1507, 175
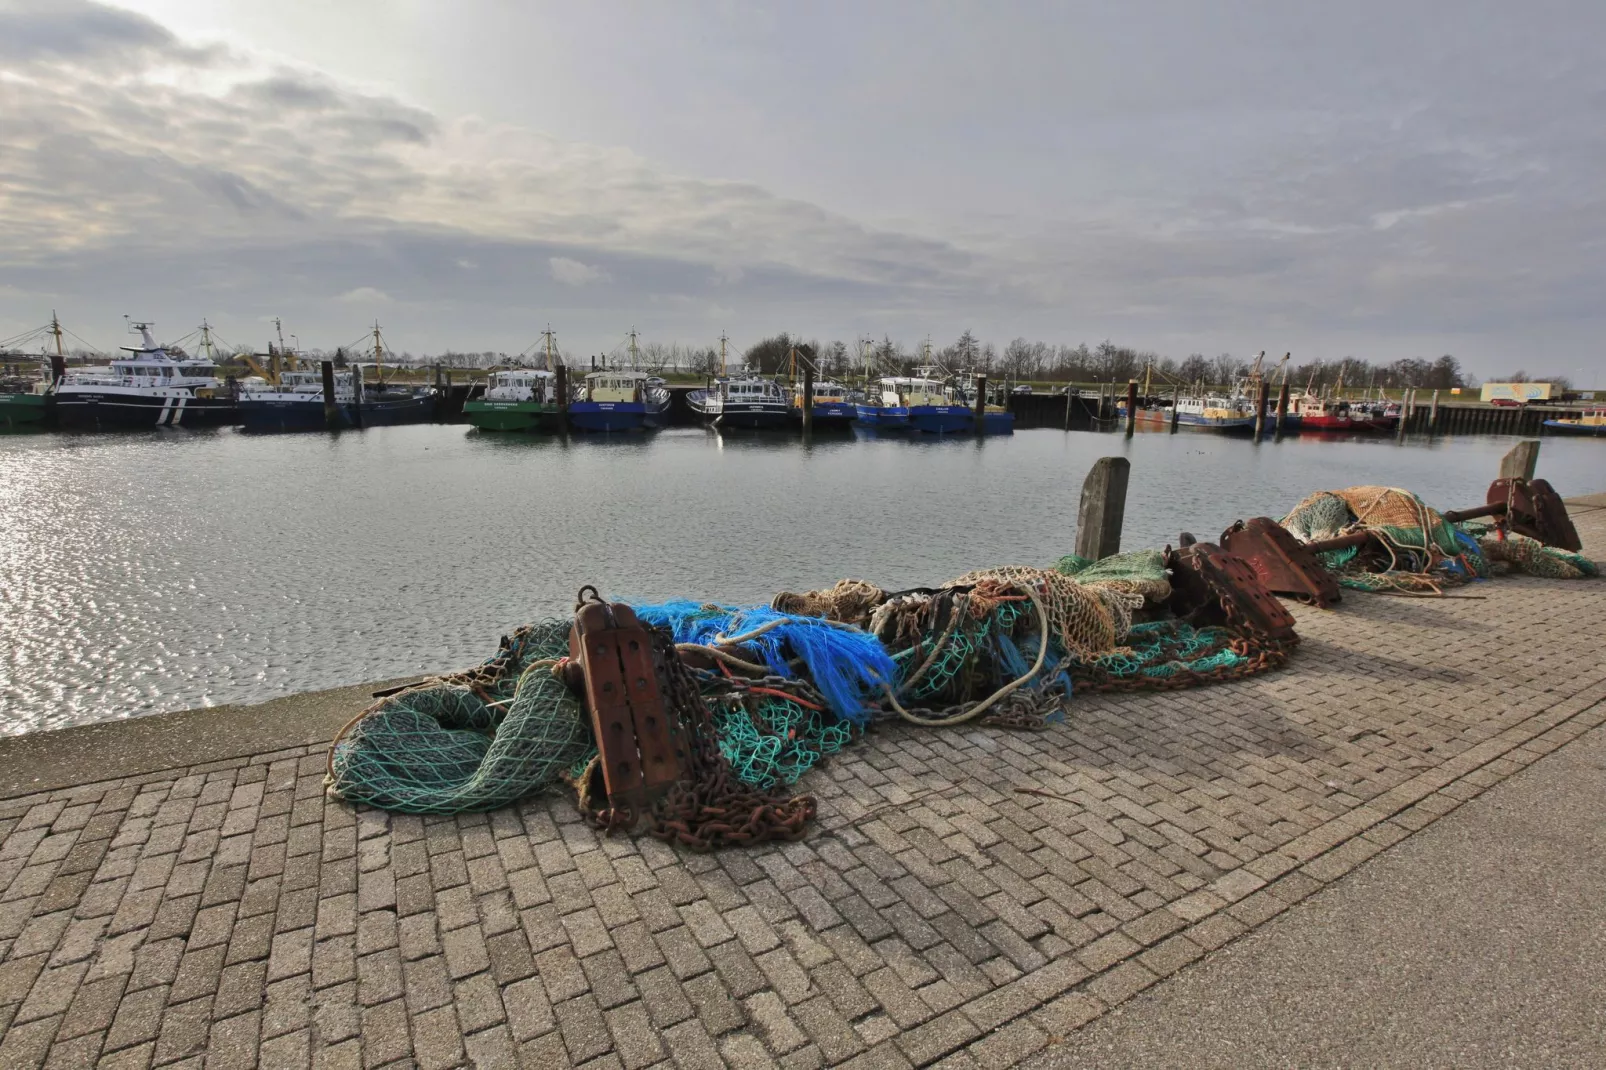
0, 0, 172, 63
3, 1, 1606, 372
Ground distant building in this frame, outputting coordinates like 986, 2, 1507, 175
1480, 382, 1553, 402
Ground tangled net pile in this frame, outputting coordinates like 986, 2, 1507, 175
1282, 486, 1597, 592
325, 545, 1294, 837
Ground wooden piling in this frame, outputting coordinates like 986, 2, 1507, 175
1254, 380, 1269, 438
1075, 457, 1130, 561
1125, 380, 1137, 437
1171, 385, 1180, 433
1499, 440, 1540, 481
1428, 389, 1439, 433
350, 362, 364, 429
555, 364, 569, 432
321, 360, 339, 430
1063, 388, 1073, 431
971, 374, 986, 433
1274, 380, 1289, 439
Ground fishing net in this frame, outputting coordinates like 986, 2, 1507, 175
1282, 485, 1597, 592
1469, 528, 1599, 579
1281, 487, 1481, 592
326, 621, 594, 814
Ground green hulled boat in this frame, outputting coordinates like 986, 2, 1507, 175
1, 390, 52, 431
463, 368, 562, 432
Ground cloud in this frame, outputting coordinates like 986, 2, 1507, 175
336, 287, 392, 304
1, 1, 1605, 372
549, 257, 609, 286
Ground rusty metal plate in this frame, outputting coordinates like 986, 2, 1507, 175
1488, 478, 1582, 551
569, 598, 684, 817
1166, 542, 1300, 643
1221, 518, 1343, 608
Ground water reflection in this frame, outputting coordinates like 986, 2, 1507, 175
1, 425, 1598, 733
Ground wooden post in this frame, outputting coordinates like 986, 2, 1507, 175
350, 362, 364, 428
321, 360, 339, 429
1170, 385, 1180, 433
1429, 389, 1439, 432
555, 364, 569, 432
1254, 380, 1269, 438
1063, 388, 1073, 431
1075, 457, 1130, 561
1125, 379, 1137, 437
1499, 440, 1539, 481
972, 374, 986, 433
1274, 380, 1289, 439
802, 365, 815, 432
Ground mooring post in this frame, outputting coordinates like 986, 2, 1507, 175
1170, 385, 1180, 433
1429, 389, 1440, 433
972, 374, 987, 433
1075, 457, 1130, 561
801, 365, 815, 432
1125, 379, 1137, 437
1254, 380, 1270, 438
1499, 439, 1540, 481
1396, 389, 1409, 440
350, 362, 364, 429
1063, 387, 1073, 431
555, 364, 569, 432
1274, 380, 1289, 439
321, 360, 339, 430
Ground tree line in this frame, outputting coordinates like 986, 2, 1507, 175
2, 331, 1579, 391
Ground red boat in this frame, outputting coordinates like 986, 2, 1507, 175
1292, 394, 1356, 431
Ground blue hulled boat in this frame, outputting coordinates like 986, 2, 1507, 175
568, 370, 669, 432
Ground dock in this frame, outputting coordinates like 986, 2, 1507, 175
0, 497, 1602, 1069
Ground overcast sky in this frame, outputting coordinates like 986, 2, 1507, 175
2, 0, 1602, 377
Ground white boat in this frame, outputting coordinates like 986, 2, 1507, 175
55, 322, 237, 430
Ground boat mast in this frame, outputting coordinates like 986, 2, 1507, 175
49, 311, 64, 358
372, 321, 384, 384
719, 332, 728, 378
541, 326, 556, 373
627, 328, 639, 371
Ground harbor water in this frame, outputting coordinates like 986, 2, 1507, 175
2, 425, 1600, 734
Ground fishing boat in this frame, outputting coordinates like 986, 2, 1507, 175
463, 368, 560, 431
1120, 379, 1256, 433
1356, 399, 1400, 432
1171, 393, 1256, 432
238, 324, 435, 431
463, 329, 563, 432
1291, 393, 1355, 432
55, 321, 239, 430
0, 314, 69, 430
568, 331, 670, 432
688, 373, 791, 429
238, 368, 357, 430
0, 372, 52, 431
795, 378, 857, 428
854, 376, 910, 428
1543, 407, 1606, 436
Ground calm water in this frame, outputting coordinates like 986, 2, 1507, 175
2, 424, 1600, 734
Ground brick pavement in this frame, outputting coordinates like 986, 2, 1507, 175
2, 504, 1603, 1069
